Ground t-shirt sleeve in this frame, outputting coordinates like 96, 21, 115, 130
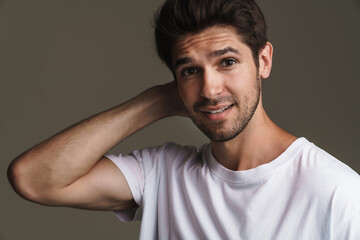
332, 169, 360, 240
105, 146, 161, 222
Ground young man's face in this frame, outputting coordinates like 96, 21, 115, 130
172, 25, 271, 142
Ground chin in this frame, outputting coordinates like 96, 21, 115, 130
205, 129, 243, 143
196, 122, 244, 143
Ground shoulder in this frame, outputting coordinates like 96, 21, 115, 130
299, 143, 360, 239
128, 141, 206, 169
156, 142, 206, 168
161, 142, 202, 157
130, 142, 201, 159
289, 140, 360, 232
296, 141, 359, 181
295, 140, 360, 204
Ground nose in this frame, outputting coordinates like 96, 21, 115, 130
200, 68, 223, 99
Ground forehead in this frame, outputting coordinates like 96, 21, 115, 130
172, 25, 244, 63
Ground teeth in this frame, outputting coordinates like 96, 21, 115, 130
205, 105, 231, 114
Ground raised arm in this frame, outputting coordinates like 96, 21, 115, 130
7, 81, 185, 211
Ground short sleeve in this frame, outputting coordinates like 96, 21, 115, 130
105, 146, 162, 222
332, 170, 360, 240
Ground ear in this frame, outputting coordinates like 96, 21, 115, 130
258, 42, 273, 79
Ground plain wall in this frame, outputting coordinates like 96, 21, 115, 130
1, 0, 359, 239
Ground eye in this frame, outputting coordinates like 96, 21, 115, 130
220, 58, 237, 67
182, 67, 199, 77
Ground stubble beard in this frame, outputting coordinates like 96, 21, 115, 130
188, 80, 261, 143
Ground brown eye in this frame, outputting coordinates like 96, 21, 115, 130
182, 67, 198, 77
220, 59, 237, 67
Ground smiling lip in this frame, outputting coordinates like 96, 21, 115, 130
201, 104, 233, 114
197, 104, 234, 120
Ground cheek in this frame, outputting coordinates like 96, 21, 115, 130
226, 68, 257, 92
224, 72, 245, 92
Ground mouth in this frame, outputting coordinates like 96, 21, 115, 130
201, 104, 234, 114
195, 104, 235, 122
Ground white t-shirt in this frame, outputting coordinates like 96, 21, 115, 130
106, 138, 360, 240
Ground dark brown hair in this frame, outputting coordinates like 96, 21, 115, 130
154, 0, 268, 73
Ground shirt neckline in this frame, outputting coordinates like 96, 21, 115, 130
204, 137, 310, 184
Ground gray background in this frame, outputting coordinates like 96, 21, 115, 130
1, 0, 359, 239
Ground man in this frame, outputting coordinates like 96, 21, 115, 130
8, 0, 360, 239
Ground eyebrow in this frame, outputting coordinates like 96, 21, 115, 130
174, 46, 239, 70
174, 57, 192, 70
209, 47, 239, 57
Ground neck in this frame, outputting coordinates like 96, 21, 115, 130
211, 105, 297, 171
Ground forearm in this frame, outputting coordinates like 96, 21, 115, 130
8, 83, 181, 199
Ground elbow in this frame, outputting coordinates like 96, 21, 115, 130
7, 158, 43, 203
8, 157, 64, 206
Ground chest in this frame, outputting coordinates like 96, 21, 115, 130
148, 163, 331, 240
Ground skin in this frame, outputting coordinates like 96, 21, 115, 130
173, 25, 297, 171
7, 25, 296, 212
8, 84, 185, 210
173, 26, 261, 143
